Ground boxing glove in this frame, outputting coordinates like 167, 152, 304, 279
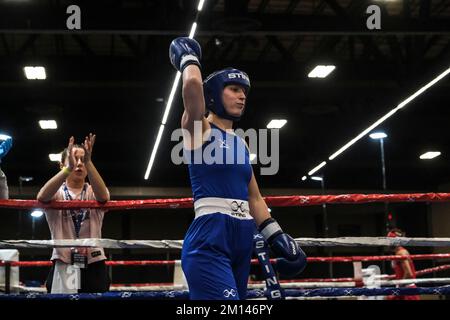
258, 218, 307, 277
169, 37, 202, 72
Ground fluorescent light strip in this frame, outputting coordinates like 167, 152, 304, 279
397, 68, 450, 110
144, 124, 165, 179
301, 176, 307, 181
329, 108, 398, 160
162, 72, 182, 125
329, 66, 450, 161
145, 72, 181, 179
189, 22, 197, 39
144, 2, 205, 180
308, 161, 326, 176
197, 0, 205, 11
302, 66, 450, 178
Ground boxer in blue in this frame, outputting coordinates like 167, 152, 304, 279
169, 37, 307, 300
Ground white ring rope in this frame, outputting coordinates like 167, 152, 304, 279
2, 237, 450, 249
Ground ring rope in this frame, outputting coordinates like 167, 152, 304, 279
2, 237, 450, 249
416, 264, 450, 276
2, 253, 450, 267
1, 286, 450, 300
7, 276, 450, 294
1, 192, 450, 210
108, 278, 450, 290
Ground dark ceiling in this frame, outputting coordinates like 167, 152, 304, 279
1, 0, 450, 193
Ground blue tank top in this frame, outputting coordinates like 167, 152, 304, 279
185, 123, 252, 202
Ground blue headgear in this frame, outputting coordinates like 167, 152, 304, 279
203, 68, 250, 121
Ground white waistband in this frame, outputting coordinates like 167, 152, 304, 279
194, 197, 253, 220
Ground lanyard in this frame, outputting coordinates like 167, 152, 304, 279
63, 183, 88, 238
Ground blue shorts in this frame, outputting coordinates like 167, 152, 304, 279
181, 213, 256, 300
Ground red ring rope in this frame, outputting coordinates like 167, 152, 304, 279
2, 253, 449, 267
1, 192, 450, 210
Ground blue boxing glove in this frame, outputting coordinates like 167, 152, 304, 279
0, 135, 12, 163
258, 218, 307, 277
169, 37, 202, 72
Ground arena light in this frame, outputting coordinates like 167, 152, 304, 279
329, 67, 450, 161
39, 120, 57, 130
19, 176, 33, 182
49, 153, 61, 162
308, 65, 335, 78
328, 109, 397, 160
144, 124, 165, 180
266, 119, 287, 129
302, 66, 450, 178
301, 176, 307, 181
30, 210, 44, 218
308, 161, 326, 176
145, 71, 181, 180
369, 132, 387, 140
311, 176, 323, 181
188, 22, 197, 39
197, 0, 206, 11
396, 68, 450, 110
24, 66, 46, 80
145, 2, 207, 180
419, 151, 441, 160
161, 72, 182, 125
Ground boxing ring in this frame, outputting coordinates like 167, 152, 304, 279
1, 193, 450, 300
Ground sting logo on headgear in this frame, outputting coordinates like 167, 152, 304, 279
203, 67, 251, 122
227, 72, 250, 81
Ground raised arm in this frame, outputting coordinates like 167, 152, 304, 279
169, 37, 210, 148
37, 137, 75, 202
181, 66, 206, 131
83, 133, 109, 203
